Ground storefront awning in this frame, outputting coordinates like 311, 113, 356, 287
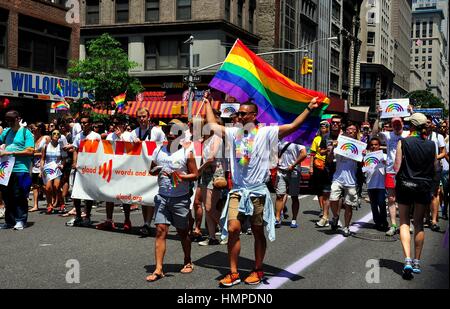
124, 101, 220, 118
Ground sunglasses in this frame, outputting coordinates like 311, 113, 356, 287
237, 111, 256, 117
331, 121, 341, 125
80, 121, 90, 125
52, 132, 61, 136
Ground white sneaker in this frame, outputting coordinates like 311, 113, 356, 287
0, 207, 5, 219
220, 238, 228, 245
316, 218, 330, 227
13, 222, 25, 230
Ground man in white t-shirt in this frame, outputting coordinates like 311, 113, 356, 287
130, 107, 166, 236
95, 116, 135, 232
372, 114, 410, 237
328, 123, 363, 237
204, 95, 321, 287
275, 141, 307, 229
426, 116, 446, 231
66, 114, 101, 227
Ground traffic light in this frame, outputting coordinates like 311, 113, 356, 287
301, 56, 308, 75
306, 57, 313, 74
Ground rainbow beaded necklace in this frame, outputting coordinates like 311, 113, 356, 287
235, 125, 259, 166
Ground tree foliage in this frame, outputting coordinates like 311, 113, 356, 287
68, 33, 143, 110
405, 90, 444, 108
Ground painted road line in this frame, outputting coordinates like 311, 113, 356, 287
258, 211, 374, 289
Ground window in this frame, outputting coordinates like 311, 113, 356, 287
429, 21, 433, 36
367, 51, 375, 63
115, 37, 128, 55
428, 56, 432, 61
415, 56, 419, 61
422, 48, 426, 53
415, 48, 419, 54
367, 32, 375, 45
368, 12, 375, 24
116, 0, 129, 23
18, 15, 70, 74
225, 0, 231, 21
145, 0, 159, 22
86, 0, 100, 25
422, 21, 427, 37
177, 0, 191, 20
237, 0, 244, 28
144, 37, 190, 70
332, 1, 340, 21
248, 0, 256, 32
428, 48, 432, 53
428, 71, 432, 77
428, 64, 432, 69
422, 56, 426, 61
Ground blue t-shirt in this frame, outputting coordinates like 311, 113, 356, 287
1, 127, 34, 173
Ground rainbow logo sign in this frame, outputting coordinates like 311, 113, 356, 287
364, 156, 380, 167
340, 143, 359, 155
385, 103, 404, 113
0, 161, 9, 179
43, 168, 56, 176
222, 106, 237, 114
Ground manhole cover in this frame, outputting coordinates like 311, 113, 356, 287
352, 232, 398, 242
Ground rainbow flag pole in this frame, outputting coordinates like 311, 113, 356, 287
113, 91, 127, 110
209, 39, 330, 146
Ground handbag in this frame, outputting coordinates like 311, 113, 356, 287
212, 162, 227, 189
313, 157, 325, 170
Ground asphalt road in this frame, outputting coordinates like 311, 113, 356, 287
0, 194, 448, 290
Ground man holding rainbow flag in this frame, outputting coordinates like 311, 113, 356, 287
204, 39, 327, 287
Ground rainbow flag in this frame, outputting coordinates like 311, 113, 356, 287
51, 101, 69, 111
171, 171, 181, 188
56, 80, 64, 98
113, 92, 127, 110
209, 39, 330, 145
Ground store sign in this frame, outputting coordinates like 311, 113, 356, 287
0, 68, 88, 101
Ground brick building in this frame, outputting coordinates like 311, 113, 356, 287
0, 0, 81, 122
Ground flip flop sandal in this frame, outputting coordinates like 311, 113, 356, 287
180, 263, 194, 274
146, 272, 165, 282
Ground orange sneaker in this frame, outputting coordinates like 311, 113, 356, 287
244, 269, 264, 285
123, 220, 132, 232
96, 220, 116, 231
219, 272, 241, 287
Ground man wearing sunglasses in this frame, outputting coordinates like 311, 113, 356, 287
204, 95, 320, 287
0, 110, 34, 230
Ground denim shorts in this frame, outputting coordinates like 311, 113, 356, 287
154, 194, 191, 230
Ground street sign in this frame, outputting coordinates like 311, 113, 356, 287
183, 75, 201, 83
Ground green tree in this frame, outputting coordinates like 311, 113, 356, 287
405, 90, 444, 108
68, 33, 143, 112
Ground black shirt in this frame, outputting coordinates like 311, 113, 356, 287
397, 136, 435, 184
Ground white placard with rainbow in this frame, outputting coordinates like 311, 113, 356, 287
334, 135, 367, 162
362, 150, 385, 172
42, 161, 62, 184
380, 98, 410, 119
0, 156, 15, 186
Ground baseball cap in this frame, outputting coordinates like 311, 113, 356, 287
404, 113, 427, 127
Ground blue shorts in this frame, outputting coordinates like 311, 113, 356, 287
154, 194, 191, 230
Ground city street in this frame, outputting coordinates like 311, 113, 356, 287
1, 194, 448, 289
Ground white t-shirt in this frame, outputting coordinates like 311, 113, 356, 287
73, 131, 102, 149
130, 126, 166, 142
106, 131, 133, 142
278, 141, 305, 171
225, 125, 279, 188
442, 142, 449, 172
152, 146, 191, 197
332, 154, 358, 187
365, 153, 387, 190
428, 131, 445, 156
32, 137, 48, 173
381, 131, 409, 173
71, 122, 82, 139
44, 142, 67, 166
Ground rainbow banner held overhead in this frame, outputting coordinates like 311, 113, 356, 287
209, 39, 330, 145
114, 92, 127, 110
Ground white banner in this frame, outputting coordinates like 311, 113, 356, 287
362, 150, 384, 172
0, 156, 15, 186
380, 98, 410, 119
71, 140, 202, 206
42, 161, 63, 184
334, 135, 367, 162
